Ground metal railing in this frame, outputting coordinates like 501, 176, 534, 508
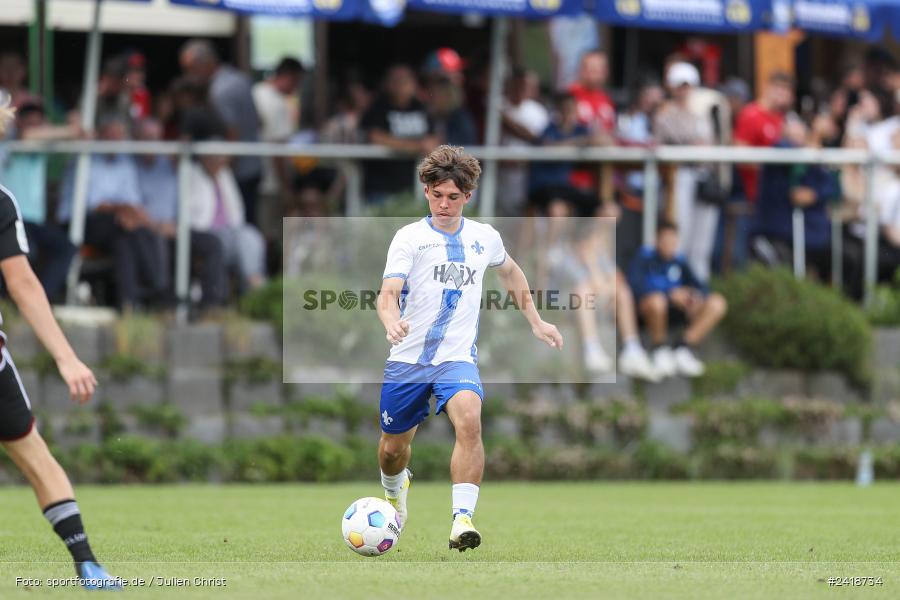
1, 140, 893, 321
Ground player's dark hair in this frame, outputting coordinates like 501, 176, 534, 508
418, 145, 482, 194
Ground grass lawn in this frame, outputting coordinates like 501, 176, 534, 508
0, 482, 896, 599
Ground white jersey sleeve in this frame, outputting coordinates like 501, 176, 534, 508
487, 225, 507, 267
383, 228, 414, 280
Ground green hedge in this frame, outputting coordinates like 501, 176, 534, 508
719, 266, 872, 385
0, 435, 894, 484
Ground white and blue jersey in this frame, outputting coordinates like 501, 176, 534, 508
382, 215, 506, 366
379, 215, 506, 433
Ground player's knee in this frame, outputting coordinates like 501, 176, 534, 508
453, 410, 482, 443
379, 437, 410, 463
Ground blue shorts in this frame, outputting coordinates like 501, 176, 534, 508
379, 361, 484, 434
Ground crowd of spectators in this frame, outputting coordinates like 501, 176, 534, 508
3, 38, 900, 373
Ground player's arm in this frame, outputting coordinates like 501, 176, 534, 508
494, 256, 563, 349
0, 256, 96, 403
377, 276, 410, 345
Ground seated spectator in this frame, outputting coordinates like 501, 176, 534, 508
320, 81, 370, 145
58, 117, 168, 310
0, 53, 29, 108
751, 117, 838, 280
1, 99, 78, 302
628, 221, 728, 378
425, 74, 477, 147
187, 147, 266, 292
360, 64, 438, 204
133, 118, 226, 309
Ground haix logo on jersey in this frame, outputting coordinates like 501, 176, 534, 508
434, 263, 477, 289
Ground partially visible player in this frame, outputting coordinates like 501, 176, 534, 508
0, 93, 120, 590
376, 145, 563, 551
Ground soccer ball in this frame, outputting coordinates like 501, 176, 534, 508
341, 497, 401, 557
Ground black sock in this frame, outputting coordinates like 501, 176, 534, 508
674, 336, 688, 349
43, 499, 97, 573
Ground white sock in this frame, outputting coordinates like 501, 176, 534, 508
381, 470, 406, 497
622, 336, 642, 356
452, 483, 479, 518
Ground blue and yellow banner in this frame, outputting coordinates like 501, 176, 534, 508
169, 0, 405, 25
405, 0, 582, 18
595, 0, 771, 33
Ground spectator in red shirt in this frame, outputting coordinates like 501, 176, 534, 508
568, 50, 616, 136
568, 50, 616, 192
734, 71, 794, 202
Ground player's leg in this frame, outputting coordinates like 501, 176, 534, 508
378, 363, 433, 526
443, 389, 484, 551
638, 292, 676, 378
0, 349, 119, 589
673, 292, 728, 377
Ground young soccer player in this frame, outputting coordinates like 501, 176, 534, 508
376, 145, 564, 551
0, 95, 120, 589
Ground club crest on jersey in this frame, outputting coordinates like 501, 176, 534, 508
471, 240, 484, 255
434, 263, 477, 289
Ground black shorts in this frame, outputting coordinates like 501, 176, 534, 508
0, 343, 35, 442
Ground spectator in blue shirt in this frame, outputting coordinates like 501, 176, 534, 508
134, 118, 226, 310
528, 92, 601, 218
58, 116, 167, 309
751, 116, 838, 280
628, 221, 728, 378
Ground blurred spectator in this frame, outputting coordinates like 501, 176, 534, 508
499, 68, 548, 215
529, 92, 598, 218
628, 221, 728, 378
751, 116, 838, 279
655, 62, 716, 283
863, 47, 898, 95
125, 52, 151, 121
569, 50, 615, 136
617, 81, 664, 146
133, 118, 226, 309
568, 50, 616, 194
734, 71, 794, 202
425, 75, 477, 147
360, 64, 437, 204
253, 57, 305, 233
0, 53, 29, 108
95, 55, 131, 127
166, 76, 226, 142
421, 48, 466, 90
0, 99, 78, 302
720, 77, 750, 125
180, 39, 263, 225
320, 82, 370, 144
58, 116, 168, 309
188, 149, 266, 292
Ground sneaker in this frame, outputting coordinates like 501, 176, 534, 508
673, 346, 705, 377
385, 468, 412, 528
77, 561, 122, 591
652, 346, 677, 379
449, 513, 481, 552
584, 345, 613, 373
618, 347, 661, 382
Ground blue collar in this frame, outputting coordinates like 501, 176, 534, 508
425, 215, 464, 237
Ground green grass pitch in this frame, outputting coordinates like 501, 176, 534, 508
0, 482, 896, 599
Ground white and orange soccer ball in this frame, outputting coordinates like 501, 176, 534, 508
341, 497, 401, 556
